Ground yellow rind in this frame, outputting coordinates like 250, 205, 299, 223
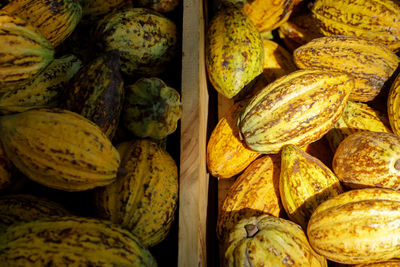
308, 188, 400, 264
224, 215, 327, 266
0, 108, 120, 191
311, 0, 400, 51
216, 154, 283, 243
294, 35, 399, 102
0, 216, 156, 266
327, 100, 392, 152
239, 69, 354, 154
95, 139, 178, 247
280, 144, 343, 230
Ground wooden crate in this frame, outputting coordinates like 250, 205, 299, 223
179, 0, 235, 265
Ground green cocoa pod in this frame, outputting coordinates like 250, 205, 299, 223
62, 51, 124, 139
95, 7, 178, 76
0, 55, 82, 114
123, 77, 182, 140
206, 6, 264, 99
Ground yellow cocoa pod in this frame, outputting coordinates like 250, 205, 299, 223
206, 101, 260, 178
0, 12, 54, 92
206, 6, 264, 99
222, 0, 302, 33
238, 69, 354, 154
333, 131, 400, 190
294, 35, 399, 102
216, 154, 284, 243
311, 0, 400, 51
0, 216, 156, 266
307, 188, 400, 264
95, 139, 178, 247
3, 0, 82, 47
355, 260, 400, 266
0, 108, 120, 191
327, 100, 392, 152
224, 215, 327, 267
280, 144, 343, 230
388, 72, 400, 137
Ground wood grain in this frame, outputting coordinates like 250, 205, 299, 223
178, 0, 209, 264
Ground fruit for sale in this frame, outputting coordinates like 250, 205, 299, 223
122, 77, 181, 140
280, 144, 343, 229
95, 139, 178, 247
224, 214, 327, 266
333, 131, 400, 190
62, 51, 124, 139
0, 108, 120, 191
238, 69, 354, 154
0, 55, 82, 114
0, 216, 156, 266
95, 7, 178, 76
3, 0, 82, 47
326, 100, 392, 152
0, 12, 54, 92
308, 188, 400, 264
217, 154, 284, 242
206, 6, 264, 99
311, 0, 400, 51
206, 101, 260, 178
293, 35, 399, 102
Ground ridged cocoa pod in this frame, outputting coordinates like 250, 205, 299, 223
0, 54, 82, 114
62, 51, 124, 139
95, 8, 178, 76
222, 0, 302, 33
206, 101, 260, 178
224, 215, 327, 266
122, 77, 181, 140
0, 12, 54, 92
355, 260, 400, 267
0, 216, 156, 266
0, 109, 120, 192
327, 100, 392, 152
307, 188, 400, 264
311, 0, 400, 51
217, 154, 284, 243
0, 194, 71, 230
238, 69, 354, 154
95, 139, 178, 247
206, 6, 264, 99
388, 72, 400, 137
3, 0, 82, 47
280, 144, 343, 230
294, 35, 399, 102
333, 131, 400, 190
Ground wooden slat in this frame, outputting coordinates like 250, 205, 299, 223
178, 0, 209, 265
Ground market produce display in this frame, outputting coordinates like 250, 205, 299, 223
0, 0, 182, 265
206, 0, 400, 265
